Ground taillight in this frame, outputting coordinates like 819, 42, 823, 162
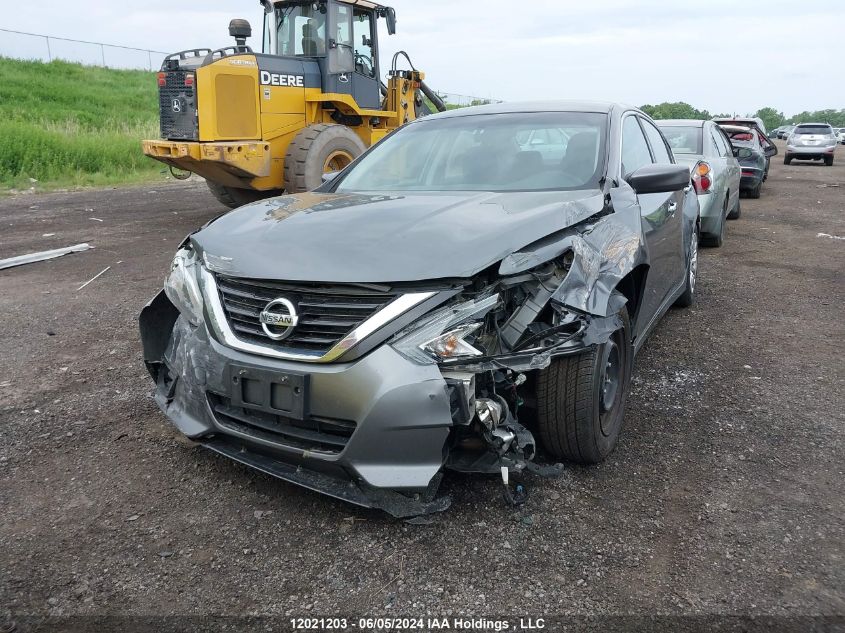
157, 72, 166, 87
692, 161, 712, 194
184, 74, 194, 86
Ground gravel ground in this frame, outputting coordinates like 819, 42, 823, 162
1, 148, 843, 631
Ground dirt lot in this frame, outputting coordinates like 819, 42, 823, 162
1, 147, 843, 631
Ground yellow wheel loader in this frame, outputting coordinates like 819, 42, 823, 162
142, 0, 445, 208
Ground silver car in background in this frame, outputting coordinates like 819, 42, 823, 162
785, 123, 838, 166
658, 119, 741, 247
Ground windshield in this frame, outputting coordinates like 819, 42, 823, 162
795, 125, 832, 135
336, 112, 608, 193
659, 126, 702, 154
274, 3, 327, 56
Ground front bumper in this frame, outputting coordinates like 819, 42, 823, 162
140, 291, 454, 517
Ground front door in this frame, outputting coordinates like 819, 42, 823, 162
323, 4, 380, 110
350, 8, 380, 109
620, 114, 684, 337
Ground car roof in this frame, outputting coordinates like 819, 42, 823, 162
426, 100, 628, 120
719, 124, 753, 133
655, 119, 707, 127
795, 122, 831, 127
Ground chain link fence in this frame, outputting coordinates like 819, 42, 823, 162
0, 28, 167, 70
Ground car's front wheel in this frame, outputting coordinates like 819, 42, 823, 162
536, 294, 632, 464
784, 154, 792, 165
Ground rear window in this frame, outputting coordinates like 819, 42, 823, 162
795, 125, 832, 135
728, 131, 754, 142
659, 126, 702, 154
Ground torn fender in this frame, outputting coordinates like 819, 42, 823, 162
500, 188, 647, 318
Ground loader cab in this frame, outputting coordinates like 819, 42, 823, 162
264, 0, 396, 110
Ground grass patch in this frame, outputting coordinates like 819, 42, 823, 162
0, 57, 166, 191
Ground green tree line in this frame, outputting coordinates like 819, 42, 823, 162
641, 102, 845, 130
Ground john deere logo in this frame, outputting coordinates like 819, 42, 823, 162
171, 99, 182, 113
259, 298, 299, 340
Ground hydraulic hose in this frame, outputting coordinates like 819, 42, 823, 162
420, 81, 447, 113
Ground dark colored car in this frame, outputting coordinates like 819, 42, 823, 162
778, 125, 795, 139
720, 125, 771, 198
140, 101, 700, 517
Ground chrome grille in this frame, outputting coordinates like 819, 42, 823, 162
216, 275, 397, 355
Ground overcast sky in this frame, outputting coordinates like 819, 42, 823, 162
3, 0, 844, 114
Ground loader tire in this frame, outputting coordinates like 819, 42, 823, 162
284, 124, 366, 193
205, 181, 279, 210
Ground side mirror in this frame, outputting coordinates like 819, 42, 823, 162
734, 147, 753, 160
321, 170, 341, 184
763, 144, 778, 157
626, 164, 690, 195
385, 8, 397, 35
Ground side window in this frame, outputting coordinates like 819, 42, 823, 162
621, 116, 653, 176
352, 10, 375, 77
641, 118, 672, 164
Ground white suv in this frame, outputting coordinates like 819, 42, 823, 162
785, 123, 838, 166
838, 128, 845, 145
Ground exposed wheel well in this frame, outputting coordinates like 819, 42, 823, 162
614, 264, 648, 329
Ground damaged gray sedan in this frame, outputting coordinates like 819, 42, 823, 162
140, 101, 699, 517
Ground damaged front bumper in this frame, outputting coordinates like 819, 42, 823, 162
141, 291, 459, 518
139, 288, 609, 518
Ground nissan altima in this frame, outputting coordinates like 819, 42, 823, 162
140, 101, 700, 517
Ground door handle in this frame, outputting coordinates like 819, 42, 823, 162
668, 201, 678, 215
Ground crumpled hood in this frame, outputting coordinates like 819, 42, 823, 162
192, 190, 604, 282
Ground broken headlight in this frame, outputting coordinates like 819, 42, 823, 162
391, 294, 498, 365
163, 247, 204, 326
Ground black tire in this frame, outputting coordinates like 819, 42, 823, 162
205, 181, 279, 209
702, 197, 727, 247
536, 294, 632, 464
727, 194, 741, 220
824, 155, 834, 166
674, 222, 698, 308
747, 180, 762, 199
783, 154, 792, 165
284, 124, 367, 193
